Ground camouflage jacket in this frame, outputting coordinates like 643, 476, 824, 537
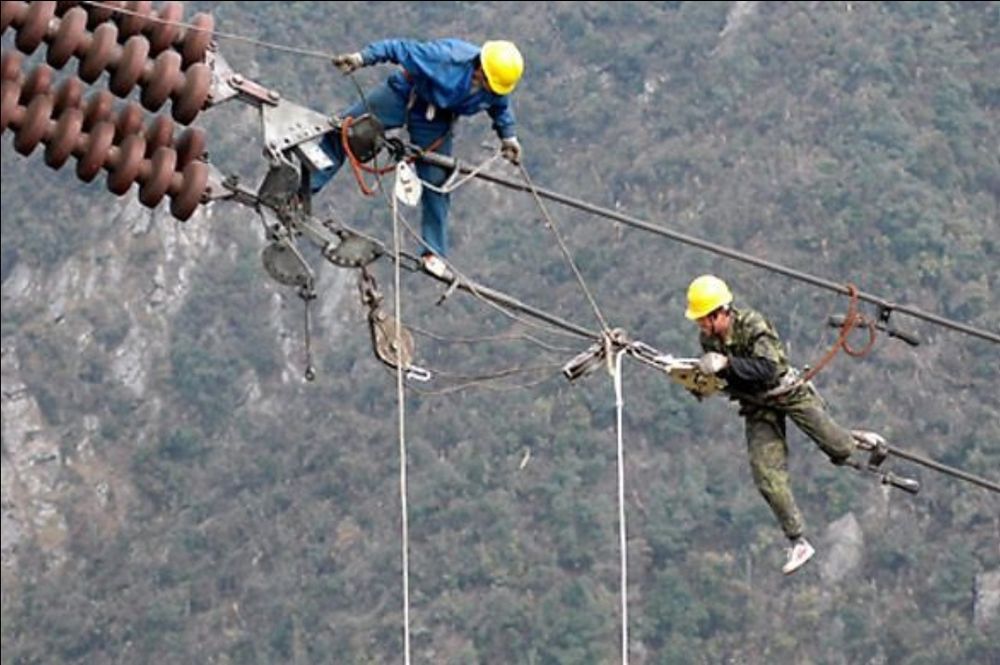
699, 307, 791, 397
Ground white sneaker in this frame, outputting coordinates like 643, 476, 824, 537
851, 430, 886, 447
421, 253, 449, 278
782, 537, 815, 575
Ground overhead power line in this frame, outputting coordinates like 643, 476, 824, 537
417, 152, 999, 346
75, 1, 997, 345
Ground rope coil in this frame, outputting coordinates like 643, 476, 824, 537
802, 283, 876, 383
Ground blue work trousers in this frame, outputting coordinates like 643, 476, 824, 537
312, 81, 455, 257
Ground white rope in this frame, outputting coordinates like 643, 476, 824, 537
391, 181, 412, 665
611, 348, 629, 665
416, 151, 504, 194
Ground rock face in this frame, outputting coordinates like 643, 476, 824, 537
0, 203, 156, 575
821, 511, 864, 584
715, 1, 759, 55
0, 179, 353, 582
1, 199, 219, 576
974, 569, 1000, 631
1, 344, 68, 570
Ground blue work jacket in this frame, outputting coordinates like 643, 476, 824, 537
360, 38, 518, 139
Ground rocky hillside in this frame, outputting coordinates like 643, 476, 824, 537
2, 2, 998, 663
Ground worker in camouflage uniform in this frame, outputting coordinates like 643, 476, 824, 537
685, 274, 860, 574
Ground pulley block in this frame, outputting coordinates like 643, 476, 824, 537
344, 113, 383, 163
369, 310, 415, 372
261, 240, 312, 288
324, 228, 382, 268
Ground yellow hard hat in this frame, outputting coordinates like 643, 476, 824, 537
685, 275, 733, 320
481, 40, 523, 95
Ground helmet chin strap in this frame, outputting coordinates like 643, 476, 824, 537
471, 67, 487, 93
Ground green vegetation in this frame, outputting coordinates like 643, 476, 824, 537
1, 2, 997, 663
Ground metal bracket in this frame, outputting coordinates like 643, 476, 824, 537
257, 156, 301, 212
204, 50, 241, 107
228, 73, 280, 107
205, 51, 282, 110
262, 99, 336, 167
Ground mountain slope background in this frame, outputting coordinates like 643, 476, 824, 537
2, 2, 998, 663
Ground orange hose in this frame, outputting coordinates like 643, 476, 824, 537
802, 283, 876, 383
339, 115, 449, 197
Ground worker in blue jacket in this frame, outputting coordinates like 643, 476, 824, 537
316, 38, 525, 275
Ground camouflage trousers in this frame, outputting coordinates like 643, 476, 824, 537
742, 387, 855, 540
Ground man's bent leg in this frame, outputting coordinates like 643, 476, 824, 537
785, 388, 855, 464
415, 173, 450, 257
408, 112, 454, 257
746, 416, 805, 540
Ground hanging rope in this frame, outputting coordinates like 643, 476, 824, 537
611, 348, 630, 665
389, 363, 565, 397
417, 151, 504, 195
802, 283, 876, 383
385, 201, 598, 342
407, 323, 581, 355
337, 123, 600, 345
517, 163, 613, 336
390, 179, 412, 665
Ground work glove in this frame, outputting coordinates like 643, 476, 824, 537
332, 52, 365, 74
500, 136, 522, 164
698, 352, 729, 375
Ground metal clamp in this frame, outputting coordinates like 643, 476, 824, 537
405, 366, 432, 382
828, 312, 920, 347
562, 341, 606, 381
848, 431, 920, 494
852, 430, 891, 468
